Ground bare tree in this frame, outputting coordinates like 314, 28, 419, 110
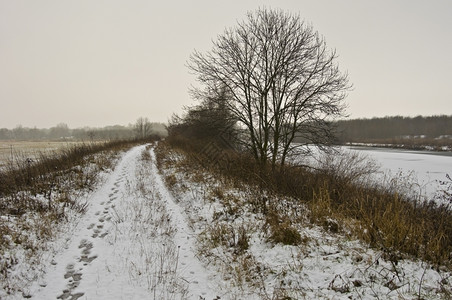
134, 117, 152, 139
188, 8, 350, 170
49, 123, 70, 140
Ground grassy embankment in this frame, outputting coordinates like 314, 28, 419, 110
162, 136, 452, 270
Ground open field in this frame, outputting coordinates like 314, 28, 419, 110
0, 141, 103, 170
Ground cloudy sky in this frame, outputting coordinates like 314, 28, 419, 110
1, 0, 451, 129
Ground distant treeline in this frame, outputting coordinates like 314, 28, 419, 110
0, 122, 167, 141
335, 115, 452, 142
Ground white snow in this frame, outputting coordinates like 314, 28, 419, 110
348, 146, 452, 197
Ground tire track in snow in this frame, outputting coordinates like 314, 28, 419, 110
149, 147, 219, 299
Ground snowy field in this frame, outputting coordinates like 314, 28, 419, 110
0, 141, 104, 171
301, 145, 452, 202
345, 146, 452, 200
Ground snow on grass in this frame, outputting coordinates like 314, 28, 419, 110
156, 144, 452, 299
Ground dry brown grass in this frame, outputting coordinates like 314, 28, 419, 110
264, 207, 303, 246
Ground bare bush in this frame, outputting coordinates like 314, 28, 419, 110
316, 149, 380, 186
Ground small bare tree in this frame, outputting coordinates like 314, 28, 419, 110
49, 123, 70, 140
134, 117, 152, 139
168, 86, 238, 147
189, 8, 351, 170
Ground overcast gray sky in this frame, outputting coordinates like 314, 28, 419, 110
1, 0, 451, 129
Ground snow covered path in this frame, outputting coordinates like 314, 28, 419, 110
30, 144, 219, 300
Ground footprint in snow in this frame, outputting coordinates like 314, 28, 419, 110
92, 228, 100, 238
79, 239, 97, 263
58, 264, 85, 300
78, 239, 91, 249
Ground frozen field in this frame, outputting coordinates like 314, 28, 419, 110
0, 141, 103, 170
347, 146, 452, 199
